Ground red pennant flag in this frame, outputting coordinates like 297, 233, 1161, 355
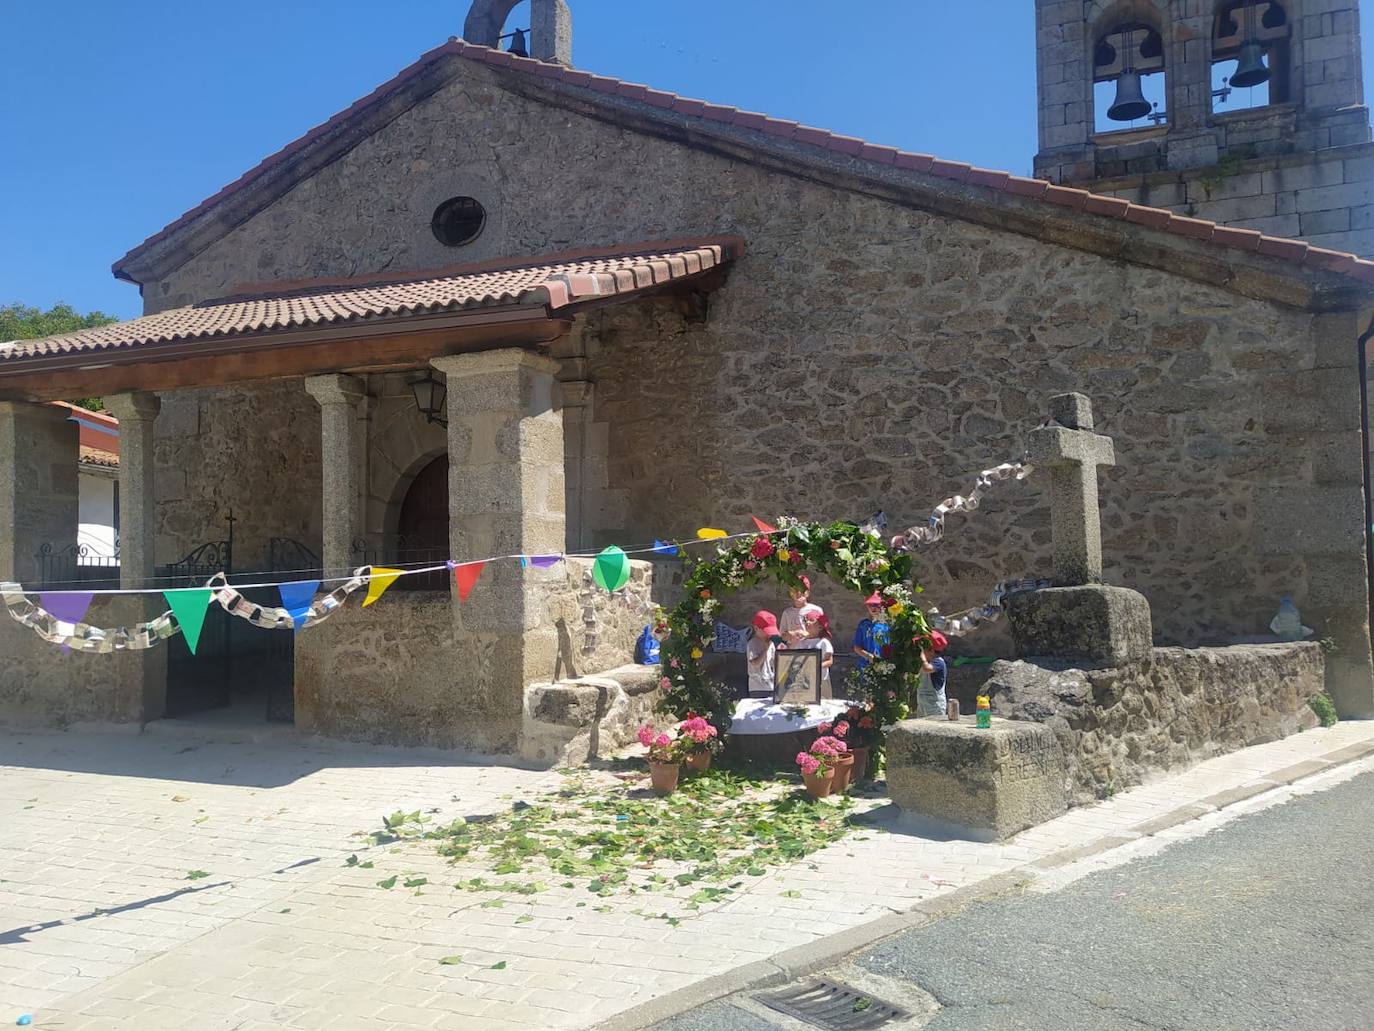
751, 516, 778, 534
452, 560, 486, 602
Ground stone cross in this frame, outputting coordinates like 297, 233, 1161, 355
1026, 393, 1115, 586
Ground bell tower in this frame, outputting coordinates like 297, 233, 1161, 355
464, 0, 572, 65
1034, 0, 1374, 257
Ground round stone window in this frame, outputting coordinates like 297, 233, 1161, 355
430, 196, 486, 247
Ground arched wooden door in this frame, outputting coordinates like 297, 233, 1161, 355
396, 455, 450, 590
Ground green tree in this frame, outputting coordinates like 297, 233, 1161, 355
0, 302, 120, 411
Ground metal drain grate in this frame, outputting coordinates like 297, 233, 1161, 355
756, 977, 910, 1030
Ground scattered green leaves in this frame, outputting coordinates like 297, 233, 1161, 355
186, 870, 210, 880
490, 960, 507, 970
403, 876, 428, 888
438, 955, 462, 966
377, 875, 398, 890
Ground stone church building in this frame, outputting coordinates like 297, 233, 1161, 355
2, 0, 1373, 751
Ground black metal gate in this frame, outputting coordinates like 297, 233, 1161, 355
161, 540, 234, 718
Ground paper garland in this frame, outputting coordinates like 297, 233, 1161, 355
592, 546, 630, 592
453, 561, 485, 602
892, 462, 1034, 552
363, 567, 404, 607
927, 577, 1051, 637
164, 589, 213, 654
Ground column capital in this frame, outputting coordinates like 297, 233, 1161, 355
304, 373, 366, 407
104, 392, 161, 422
431, 348, 559, 380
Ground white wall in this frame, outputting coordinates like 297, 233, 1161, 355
78, 469, 117, 561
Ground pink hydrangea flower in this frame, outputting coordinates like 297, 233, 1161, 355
796, 752, 820, 777
834, 721, 849, 739
818, 722, 832, 734
655, 733, 671, 749
660, 676, 671, 690
811, 735, 848, 757
637, 724, 655, 747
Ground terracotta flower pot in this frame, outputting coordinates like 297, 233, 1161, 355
830, 753, 855, 793
849, 747, 871, 784
686, 750, 711, 773
802, 767, 835, 800
648, 761, 680, 796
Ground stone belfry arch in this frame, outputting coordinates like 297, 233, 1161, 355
1034, 0, 1374, 258
464, 0, 573, 64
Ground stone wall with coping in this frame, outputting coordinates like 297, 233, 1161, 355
292, 557, 676, 751
984, 641, 1324, 804
140, 59, 1370, 714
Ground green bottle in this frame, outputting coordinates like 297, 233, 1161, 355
975, 694, 991, 729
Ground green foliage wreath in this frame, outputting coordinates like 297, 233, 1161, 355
655, 520, 933, 737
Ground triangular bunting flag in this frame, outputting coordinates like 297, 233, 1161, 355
696, 527, 728, 540
39, 591, 94, 627
527, 555, 562, 569
751, 516, 778, 534
453, 561, 486, 602
651, 539, 680, 557
279, 580, 320, 633
164, 589, 213, 655
363, 567, 404, 608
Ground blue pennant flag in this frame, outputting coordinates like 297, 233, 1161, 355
651, 539, 680, 557
278, 580, 320, 633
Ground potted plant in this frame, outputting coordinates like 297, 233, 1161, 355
814, 731, 855, 793
678, 713, 720, 772
638, 724, 687, 796
796, 734, 848, 799
831, 705, 880, 785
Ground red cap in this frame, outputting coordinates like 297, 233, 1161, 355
752, 610, 780, 635
927, 630, 948, 654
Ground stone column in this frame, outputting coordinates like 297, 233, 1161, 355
430, 349, 565, 752
104, 392, 161, 589
0, 401, 79, 583
304, 374, 366, 577
559, 380, 591, 551
103, 391, 167, 722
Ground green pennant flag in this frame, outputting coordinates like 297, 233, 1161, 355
164, 589, 214, 655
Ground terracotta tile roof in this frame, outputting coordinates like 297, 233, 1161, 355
113, 39, 1374, 290
79, 445, 118, 468
5, 239, 738, 362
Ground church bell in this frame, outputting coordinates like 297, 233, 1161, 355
506, 28, 529, 57
1107, 69, 1152, 122
1229, 40, 1270, 88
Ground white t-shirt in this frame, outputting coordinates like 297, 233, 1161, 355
780, 604, 822, 641
746, 636, 776, 697
795, 637, 835, 681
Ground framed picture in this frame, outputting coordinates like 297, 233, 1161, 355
774, 648, 823, 706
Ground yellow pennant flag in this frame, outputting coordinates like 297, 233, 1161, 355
696, 527, 728, 540
363, 567, 405, 607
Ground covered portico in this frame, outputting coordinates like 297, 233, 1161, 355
0, 240, 739, 747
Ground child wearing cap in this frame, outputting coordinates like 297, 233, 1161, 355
746, 610, 782, 698
796, 609, 835, 694
915, 631, 949, 717
779, 577, 815, 645
852, 592, 891, 670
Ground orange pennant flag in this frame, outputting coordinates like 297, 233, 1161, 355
452, 560, 486, 602
751, 516, 778, 534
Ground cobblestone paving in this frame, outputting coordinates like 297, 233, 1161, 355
3, 721, 1372, 1030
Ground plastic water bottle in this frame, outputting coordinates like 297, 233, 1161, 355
1270, 594, 1313, 642
975, 695, 991, 729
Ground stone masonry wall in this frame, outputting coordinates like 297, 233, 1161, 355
145, 59, 1370, 712
985, 642, 1324, 804
292, 557, 674, 751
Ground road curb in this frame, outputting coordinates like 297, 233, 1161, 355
594, 734, 1374, 1030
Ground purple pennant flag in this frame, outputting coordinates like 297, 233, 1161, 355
527, 555, 563, 569
39, 592, 94, 657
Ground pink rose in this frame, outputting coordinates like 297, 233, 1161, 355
660, 676, 672, 690
744, 560, 757, 570
750, 537, 775, 559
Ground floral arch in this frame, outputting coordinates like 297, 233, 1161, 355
656, 521, 934, 735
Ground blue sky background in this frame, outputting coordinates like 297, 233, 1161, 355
3, 1, 1371, 321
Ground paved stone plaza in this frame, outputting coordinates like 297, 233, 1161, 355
3, 721, 1373, 1030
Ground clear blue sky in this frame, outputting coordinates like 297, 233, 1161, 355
3, 1, 1371, 321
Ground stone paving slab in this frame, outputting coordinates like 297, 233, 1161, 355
2, 720, 1372, 1030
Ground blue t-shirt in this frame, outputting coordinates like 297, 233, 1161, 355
929, 655, 948, 694
852, 618, 890, 669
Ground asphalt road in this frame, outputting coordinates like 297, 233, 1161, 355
653, 769, 1374, 1031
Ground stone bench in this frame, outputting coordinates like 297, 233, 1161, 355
885, 716, 1068, 841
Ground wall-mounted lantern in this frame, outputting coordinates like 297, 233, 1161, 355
410, 371, 447, 427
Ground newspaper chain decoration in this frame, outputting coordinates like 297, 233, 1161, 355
927, 577, 1051, 637
1, 568, 377, 653
892, 461, 1033, 552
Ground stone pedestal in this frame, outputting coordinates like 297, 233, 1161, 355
1006, 584, 1153, 667
886, 717, 1068, 841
